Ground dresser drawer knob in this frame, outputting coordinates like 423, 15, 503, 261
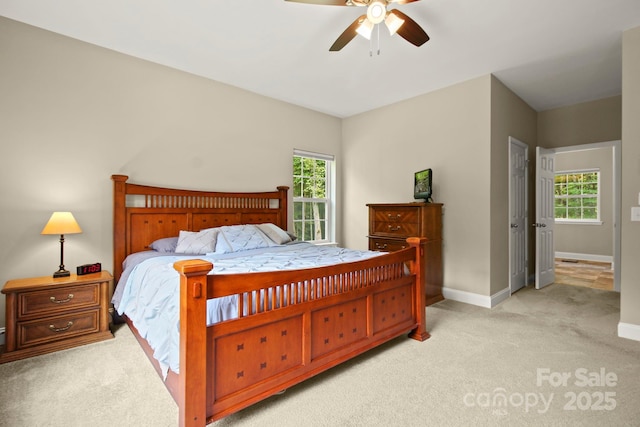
49, 321, 73, 332
375, 243, 388, 250
387, 225, 401, 231
387, 214, 402, 220
50, 294, 74, 304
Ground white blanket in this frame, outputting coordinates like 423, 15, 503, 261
114, 242, 383, 378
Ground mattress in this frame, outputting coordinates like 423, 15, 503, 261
112, 242, 383, 378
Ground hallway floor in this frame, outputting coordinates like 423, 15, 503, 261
554, 259, 614, 291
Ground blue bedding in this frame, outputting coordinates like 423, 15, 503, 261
112, 242, 383, 378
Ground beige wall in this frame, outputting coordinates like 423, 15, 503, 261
554, 148, 614, 257
620, 26, 640, 327
0, 17, 342, 327
2, 16, 638, 336
342, 76, 493, 296
537, 96, 622, 148
489, 77, 538, 295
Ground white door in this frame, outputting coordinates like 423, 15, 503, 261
509, 137, 528, 294
535, 147, 555, 289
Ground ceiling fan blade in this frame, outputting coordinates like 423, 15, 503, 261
330, 15, 367, 51
285, 0, 351, 5
391, 0, 421, 4
390, 9, 429, 47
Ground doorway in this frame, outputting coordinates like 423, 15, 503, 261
535, 140, 621, 292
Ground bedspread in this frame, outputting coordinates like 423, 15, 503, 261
113, 242, 383, 378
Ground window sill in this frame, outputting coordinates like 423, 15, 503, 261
308, 241, 338, 247
555, 220, 603, 225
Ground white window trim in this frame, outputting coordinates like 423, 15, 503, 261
293, 149, 336, 244
554, 168, 601, 224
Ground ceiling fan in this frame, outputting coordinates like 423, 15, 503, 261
285, 0, 429, 51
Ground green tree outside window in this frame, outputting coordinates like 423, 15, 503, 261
554, 171, 599, 221
293, 154, 331, 242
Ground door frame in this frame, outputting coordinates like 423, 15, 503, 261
552, 140, 621, 292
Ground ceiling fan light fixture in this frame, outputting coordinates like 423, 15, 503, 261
366, 1, 387, 24
356, 18, 374, 40
384, 11, 404, 35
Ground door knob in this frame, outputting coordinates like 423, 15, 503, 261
511, 224, 518, 228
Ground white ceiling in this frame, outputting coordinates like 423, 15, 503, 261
2, 0, 640, 118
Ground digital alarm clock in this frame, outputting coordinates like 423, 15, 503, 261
76, 262, 102, 275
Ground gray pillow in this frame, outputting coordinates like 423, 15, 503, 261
256, 223, 293, 245
149, 237, 179, 253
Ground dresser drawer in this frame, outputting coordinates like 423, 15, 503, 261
18, 283, 100, 319
368, 237, 411, 252
372, 221, 420, 237
17, 309, 101, 348
372, 208, 419, 224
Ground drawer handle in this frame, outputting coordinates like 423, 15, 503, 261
387, 214, 402, 220
387, 225, 401, 231
49, 321, 73, 332
50, 294, 74, 304
375, 243, 388, 250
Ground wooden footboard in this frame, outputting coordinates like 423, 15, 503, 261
111, 175, 430, 426
174, 237, 428, 427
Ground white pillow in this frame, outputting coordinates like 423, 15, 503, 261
175, 229, 217, 255
215, 224, 272, 254
255, 223, 292, 245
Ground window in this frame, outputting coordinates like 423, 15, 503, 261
554, 170, 600, 222
293, 150, 335, 243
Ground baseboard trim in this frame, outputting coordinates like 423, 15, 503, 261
491, 287, 511, 307
555, 252, 613, 264
618, 322, 640, 342
442, 287, 510, 308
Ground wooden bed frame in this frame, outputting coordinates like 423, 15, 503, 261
112, 175, 429, 427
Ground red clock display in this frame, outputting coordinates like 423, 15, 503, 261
76, 263, 101, 275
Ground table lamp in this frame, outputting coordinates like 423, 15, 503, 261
41, 212, 82, 278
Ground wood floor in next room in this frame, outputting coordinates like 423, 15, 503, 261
554, 259, 614, 291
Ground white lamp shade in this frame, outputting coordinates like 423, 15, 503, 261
385, 12, 405, 35
356, 19, 374, 40
41, 212, 82, 235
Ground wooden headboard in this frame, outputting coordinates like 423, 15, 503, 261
112, 175, 289, 281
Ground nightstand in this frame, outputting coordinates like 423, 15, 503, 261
0, 271, 113, 363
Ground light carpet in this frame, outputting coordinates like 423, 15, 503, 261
1, 283, 638, 427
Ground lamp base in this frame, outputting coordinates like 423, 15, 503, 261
53, 269, 70, 278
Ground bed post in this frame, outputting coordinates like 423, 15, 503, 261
112, 174, 129, 281
277, 186, 289, 231
174, 259, 213, 427
407, 237, 430, 342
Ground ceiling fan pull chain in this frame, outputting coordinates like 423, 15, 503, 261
377, 23, 381, 55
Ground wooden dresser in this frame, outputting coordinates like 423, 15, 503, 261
0, 271, 113, 363
367, 202, 443, 306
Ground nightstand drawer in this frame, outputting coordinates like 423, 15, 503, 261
17, 310, 101, 348
18, 283, 100, 319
